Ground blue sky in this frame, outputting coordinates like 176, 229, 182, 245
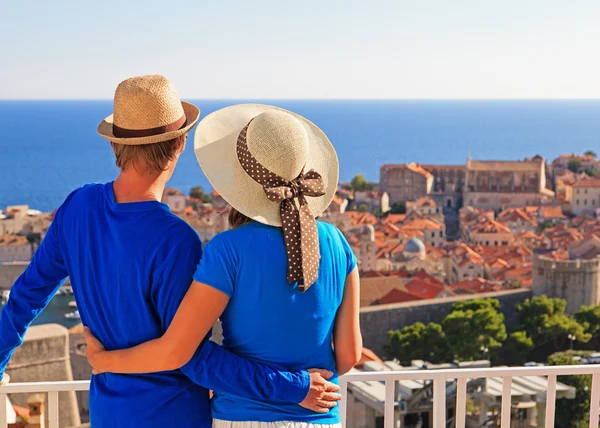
1, 0, 600, 99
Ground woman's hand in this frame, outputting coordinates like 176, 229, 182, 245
83, 326, 107, 375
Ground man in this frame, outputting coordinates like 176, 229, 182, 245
0, 75, 340, 427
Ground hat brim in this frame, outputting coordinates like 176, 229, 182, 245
97, 102, 200, 145
194, 104, 339, 227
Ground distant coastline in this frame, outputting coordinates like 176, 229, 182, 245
2, 99, 600, 211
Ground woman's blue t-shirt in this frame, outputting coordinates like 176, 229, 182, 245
193, 221, 357, 423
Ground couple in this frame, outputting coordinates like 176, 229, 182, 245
0, 75, 362, 428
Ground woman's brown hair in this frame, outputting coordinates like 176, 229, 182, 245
228, 207, 253, 229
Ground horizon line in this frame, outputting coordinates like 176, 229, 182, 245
2, 97, 600, 102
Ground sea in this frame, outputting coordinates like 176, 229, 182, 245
2, 100, 600, 212
1, 100, 600, 326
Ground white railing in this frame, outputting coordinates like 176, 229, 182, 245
1, 365, 600, 428
340, 365, 600, 428
0, 380, 89, 428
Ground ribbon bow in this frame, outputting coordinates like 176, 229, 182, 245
236, 122, 326, 291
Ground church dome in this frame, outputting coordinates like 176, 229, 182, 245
404, 237, 426, 258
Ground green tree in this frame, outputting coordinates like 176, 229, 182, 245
575, 305, 600, 349
442, 299, 507, 361
585, 168, 598, 177
500, 331, 534, 365
384, 322, 448, 364
568, 158, 582, 173
189, 186, 211, 203
548, 352, 593, 428
350, 174, 374, 192
584, 150, 597, 158
389, 201, 406, 214
537, 221, 554, 233
358, 204, 369, 213
516, 296, 590, 360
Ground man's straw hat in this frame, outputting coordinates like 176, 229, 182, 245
98, 75, 200, 145
194, 104, 338, 227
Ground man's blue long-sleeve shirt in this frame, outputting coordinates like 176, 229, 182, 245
0, 183, 309, 427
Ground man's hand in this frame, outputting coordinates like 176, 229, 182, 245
299, 369, 342, 413
83, 326, 106, 375
0, 373, 10, 386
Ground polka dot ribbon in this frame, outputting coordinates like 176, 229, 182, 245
236, 121, 326, 291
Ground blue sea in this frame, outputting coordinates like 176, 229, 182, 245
1, 100, 600, 212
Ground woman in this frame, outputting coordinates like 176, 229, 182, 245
84, 104, 362, 427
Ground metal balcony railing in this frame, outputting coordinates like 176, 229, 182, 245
2, 365, 600, 428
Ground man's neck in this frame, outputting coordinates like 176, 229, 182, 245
113, 168, 170, 204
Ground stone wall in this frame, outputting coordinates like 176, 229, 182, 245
0, 263, 27, 290
380, 166, 431, 204
6, 324, 80, 428
68, 329, 92, 423
360, 289, 532, 355
533, 254, 600, 314
463, 191, 545, 211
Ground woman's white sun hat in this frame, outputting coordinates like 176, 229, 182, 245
194, 104, 339, 228
97, 74, 200, 145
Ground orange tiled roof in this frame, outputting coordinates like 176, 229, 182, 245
524, 205, 566, 219
399, 218, 444, 231
448, 242, 485, 266
381, 163, 433, 178
470, 217, 512, 234
378, 288, 424, 305
497, 208, 537, 225
515, 231, 544, 240
450, 278, 499, 294
411, 269, 445, 286
557, 153, 598, 162
0, 234, 28, 247
344, 211, 378, 226
383, 214, 407, 225
573, 178, 600, 188
405, 279, 446, 299
360, 276, 406, 307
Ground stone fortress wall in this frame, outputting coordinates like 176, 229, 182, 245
533, 254, 600, 314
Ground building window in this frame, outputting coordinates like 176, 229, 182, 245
538, 268, 544, 275
584, 200, 588, 206
494, 241, 498, 246
576, 200, 579, 205
485, 241, 489, 246
431, 232, 435, 238
439, 231, 443, 237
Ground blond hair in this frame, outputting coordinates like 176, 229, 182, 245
111, 135, 186, 172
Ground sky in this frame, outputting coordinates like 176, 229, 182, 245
1, 0, 600, 99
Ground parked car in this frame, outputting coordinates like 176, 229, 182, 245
586, 353, 600, 364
